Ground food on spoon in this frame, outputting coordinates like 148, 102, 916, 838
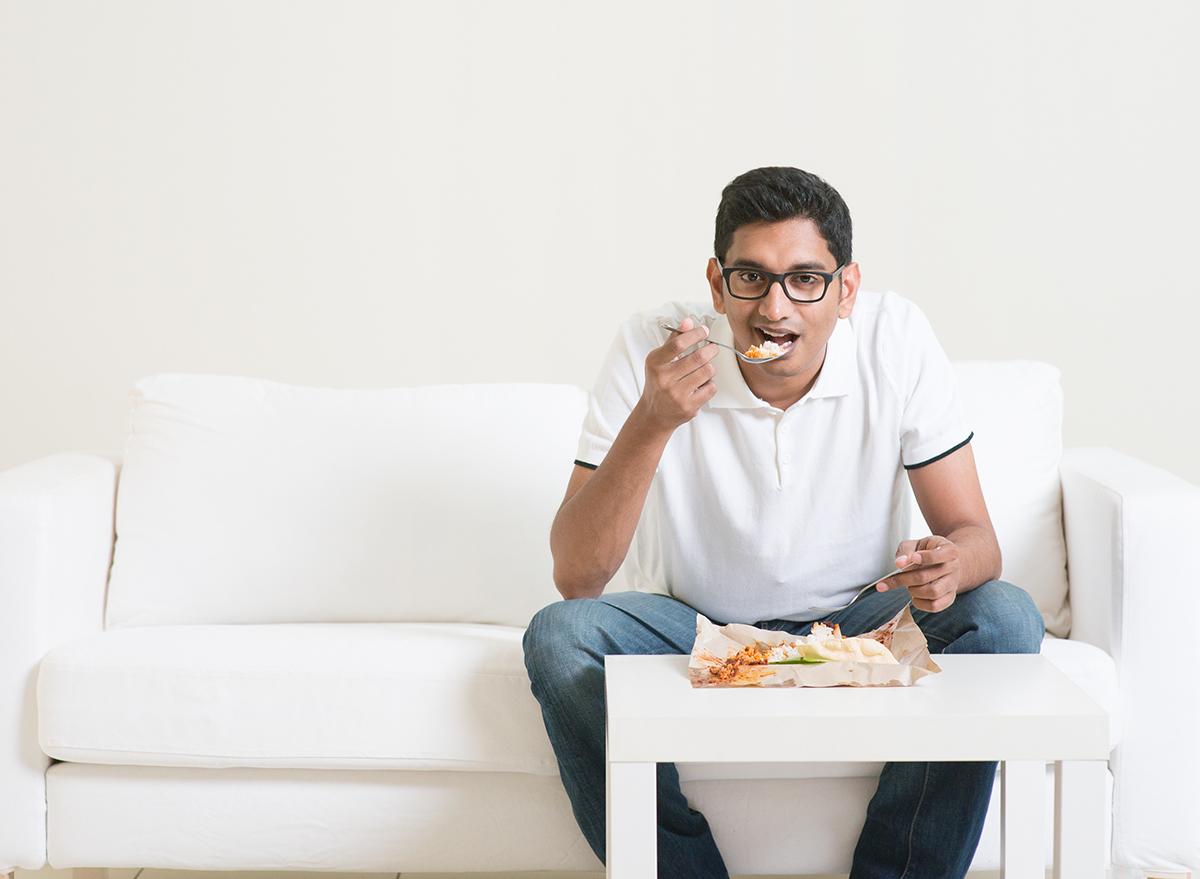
743, 339, 786, 359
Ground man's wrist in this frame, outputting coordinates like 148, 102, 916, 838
945, 525, 1003, 592
627, 398, 678, 448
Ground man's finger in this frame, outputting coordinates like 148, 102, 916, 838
898, 542, 956, 568
692, 378, 719, 404
662, 324, 710, 359
879, 563, 949, 590
667, 342, 720, 380
912, 587, 956, 613
679, 355, 718, 394
893, 540, 923, 566
906, 573, 955, 601
911, 544, 956, 566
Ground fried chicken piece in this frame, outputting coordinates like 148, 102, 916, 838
710, 642, 772, 682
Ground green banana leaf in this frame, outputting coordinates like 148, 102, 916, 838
767, 657, 829, 665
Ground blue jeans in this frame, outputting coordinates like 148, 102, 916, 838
523, 580, 1045, 879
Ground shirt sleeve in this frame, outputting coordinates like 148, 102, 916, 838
889, 298, 973, 469
574, 315, 653, 469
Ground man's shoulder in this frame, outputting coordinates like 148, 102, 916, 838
850, 290, 942, 355
849, 290, 946, 397
850, 289, 925, 332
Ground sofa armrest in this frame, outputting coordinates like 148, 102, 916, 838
1061, 446, 1200, 873
0, 453, 117, 870
1061, 447, 1199, 658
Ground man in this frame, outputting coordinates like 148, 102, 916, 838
523, 167, 1044, 879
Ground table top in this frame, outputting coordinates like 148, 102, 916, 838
605, 653, 1109, 764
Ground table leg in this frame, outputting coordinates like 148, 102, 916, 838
1052, 759, 1107, 879
1001, 760, 1045, 878
607, 759, 656, 879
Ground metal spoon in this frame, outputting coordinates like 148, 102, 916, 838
658, 321, 786, 364
800, 562, 923, 616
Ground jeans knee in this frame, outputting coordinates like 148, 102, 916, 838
967, 580, 1045, 654
523, 598, 606, 686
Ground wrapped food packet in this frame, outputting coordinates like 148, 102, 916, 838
689, 604, 941, 688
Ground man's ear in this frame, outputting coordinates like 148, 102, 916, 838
836, 262, 861, 319
707, 258, 726, 315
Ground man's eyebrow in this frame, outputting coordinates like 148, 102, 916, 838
727, 258, 832, 271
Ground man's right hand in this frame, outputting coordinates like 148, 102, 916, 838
637, 317, 720, 432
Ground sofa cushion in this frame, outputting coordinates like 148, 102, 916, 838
37, 624, 1118, 773
105, 376, 586, 629
907, 361, 1071, 637
107, 367, 1068, 634
38, 623, 560, 773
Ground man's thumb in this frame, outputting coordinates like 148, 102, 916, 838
895, 540, 919, 565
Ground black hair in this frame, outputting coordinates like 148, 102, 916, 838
713, 167, 852, 268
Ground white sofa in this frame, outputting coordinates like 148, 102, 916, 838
1, 367, 1196, 878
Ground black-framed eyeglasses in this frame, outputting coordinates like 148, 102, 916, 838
719, 262, 845, 303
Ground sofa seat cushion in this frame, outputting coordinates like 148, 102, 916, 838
38, 622, 560, 773
37, 624, 1118, 774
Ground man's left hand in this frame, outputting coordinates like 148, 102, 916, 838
877, 535, 961, 612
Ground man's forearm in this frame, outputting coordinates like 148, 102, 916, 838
945, 524, 1003, 593
550, 401, 674, 599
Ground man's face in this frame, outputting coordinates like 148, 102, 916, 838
706, 217, 859, 401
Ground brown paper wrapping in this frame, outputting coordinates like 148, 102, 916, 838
688, 604, 941, 688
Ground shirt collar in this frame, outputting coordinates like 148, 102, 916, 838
706, 314, 859, 410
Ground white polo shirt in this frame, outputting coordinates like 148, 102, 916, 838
575, 289, 972, 624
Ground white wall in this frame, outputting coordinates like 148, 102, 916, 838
2, 0, 1198, 483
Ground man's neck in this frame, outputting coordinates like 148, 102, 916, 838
741, 344, 828, 411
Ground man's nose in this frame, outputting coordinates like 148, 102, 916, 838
757, 281, 790, 321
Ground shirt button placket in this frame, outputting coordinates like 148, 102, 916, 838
776, 414, 790, 488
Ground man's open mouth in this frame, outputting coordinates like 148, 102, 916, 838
754, 327, 798, 353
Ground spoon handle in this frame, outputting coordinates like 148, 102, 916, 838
658, 320, 781, 363
658, 322, 736, 352
800, 563, 922, 616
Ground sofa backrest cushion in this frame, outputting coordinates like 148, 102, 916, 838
105, 376, 585, 629
905, 361, 1070, 637
107, 366, 1070, 636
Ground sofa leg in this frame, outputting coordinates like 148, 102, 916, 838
74, 870, 109, 879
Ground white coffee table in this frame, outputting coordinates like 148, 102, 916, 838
605, 653, 1108, 879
